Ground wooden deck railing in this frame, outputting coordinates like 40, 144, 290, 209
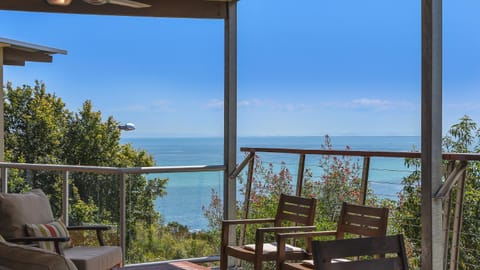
231, 147, 480, 270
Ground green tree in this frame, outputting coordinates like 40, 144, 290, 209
4, 81, 68, 165
3, 81, 167, 262
396, 115, 480, 270
4, 81, 70, 211
442, 116, 480, 270
4, 81, 68, 195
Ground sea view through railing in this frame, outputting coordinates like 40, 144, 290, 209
122, 136, 421, 231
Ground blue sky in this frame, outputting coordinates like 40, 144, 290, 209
1, 0, 479, 137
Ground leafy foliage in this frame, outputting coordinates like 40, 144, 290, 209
203, 135, 383, 269
303, 135, 365, 228
395, 115, 480, 270
3, 81, 183, 263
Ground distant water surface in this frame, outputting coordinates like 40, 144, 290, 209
122, 136, 420, 231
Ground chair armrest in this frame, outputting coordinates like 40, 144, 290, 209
255, 226, 316, 258
257, 226, 316, 234
275, 230, 337, 270
7, 236, 70, 242
222, 218, 276, 225
67, 225, 111, 231
221, 218, 276, 254
68, 225, 112, 246
277, 230, 337, 239
6, 236, 70, 255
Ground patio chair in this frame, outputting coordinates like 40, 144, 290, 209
0, 236, 78, 270
220, 193, 317, 270
276, 202, 389, 270
311, 234, 409, 270
0, 189, 122, 270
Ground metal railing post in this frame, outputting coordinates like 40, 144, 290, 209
359, 157, 370, 205
449, 166, 467, 270
296, 154, 306, 197
62, 171, 69, 225
442, 162, 455, 270
1, 167, 7, 193
120, 172, 127, 262
239, 153, 255, 246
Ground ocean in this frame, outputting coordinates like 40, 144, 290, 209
121, 136, 421, 231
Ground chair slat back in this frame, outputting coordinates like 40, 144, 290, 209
336, 202, 389, 239
312, 234, 409, 270
274, 194, 317, 226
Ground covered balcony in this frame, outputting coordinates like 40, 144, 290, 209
0, 0, 468, 270
1, 143, 479, 270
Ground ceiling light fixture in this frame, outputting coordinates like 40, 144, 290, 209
46, 0, 72, 6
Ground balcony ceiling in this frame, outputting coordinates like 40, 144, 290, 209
0, 0, 232, 19
0, 37, 67, 66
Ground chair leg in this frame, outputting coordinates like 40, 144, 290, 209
254, 259, 262, 270
220, 223, 229, 270
220, 253, 228, 270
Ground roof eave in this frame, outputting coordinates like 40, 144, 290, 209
0, 0, 228, 19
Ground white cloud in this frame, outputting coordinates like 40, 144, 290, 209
205, 98, 267, 110
240, 99, 310, 112
239, 99, 266, 107
206, 99, 224, 109
351, 98, 389, 107
446, 103, 480, 110
274, 103, 311, 112
322, 98, 415, 111
207, 97, 413, 113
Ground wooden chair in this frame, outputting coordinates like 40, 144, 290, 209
311, 234, 409, 270
220, 193, 317, 270
276, 202, 389, 270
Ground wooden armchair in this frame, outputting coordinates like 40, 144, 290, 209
220, 193, 317, 270
0, 189, 122, 270
311, 234, 409, 270
276, 202, 389, 270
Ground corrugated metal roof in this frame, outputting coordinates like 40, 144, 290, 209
0, 37, 67, 66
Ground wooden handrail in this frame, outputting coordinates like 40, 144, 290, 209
240, 147, 480, 161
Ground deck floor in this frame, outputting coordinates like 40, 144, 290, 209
124, 261, 214, 270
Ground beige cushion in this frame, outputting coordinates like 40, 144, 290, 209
301, 259, 314, 267
302, 258, 351, 267
0, 189, 54, 239
243, 242, 304, 253
63, 246, 122, 270
0, 241, 78, 270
